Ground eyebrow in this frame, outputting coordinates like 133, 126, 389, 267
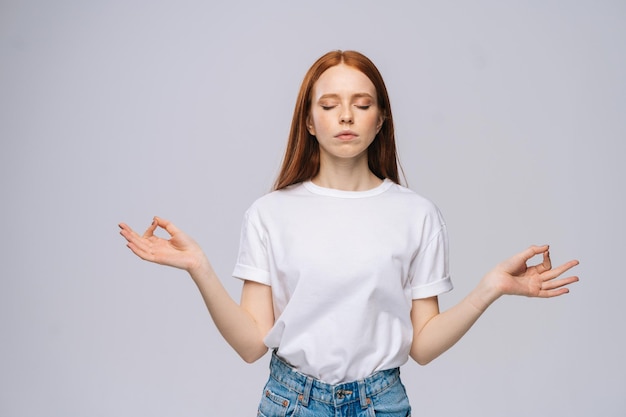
317, 93, 375, 101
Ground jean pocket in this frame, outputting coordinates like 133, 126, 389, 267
369, 379, 411, 417
257, 387, 291, 417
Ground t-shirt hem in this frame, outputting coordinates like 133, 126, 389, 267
411, 276, 453, 299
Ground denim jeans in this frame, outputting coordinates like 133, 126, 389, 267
257, 351, 411, 417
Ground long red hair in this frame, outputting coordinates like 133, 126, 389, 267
273, 50, 403, 190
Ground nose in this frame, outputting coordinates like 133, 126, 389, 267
340, 107, 353, 125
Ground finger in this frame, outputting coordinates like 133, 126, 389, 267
514, 244, 550, 265
539, 274, 579, 297
536, 250, 553, 273
125, 240, 149, 260
119, 222, 159, 262
125, 230, 160, 261
142, 218, 159, 238
154, 216, 182, 237
541, 275, 579, 292
118, 222, 136, 235
119, 222, 154, 254
543, 259, 580, 281
539, 287, 571, 298
542, 251, 552, 270
119, 223, 141, 242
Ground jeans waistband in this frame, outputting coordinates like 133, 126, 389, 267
269, 350, 401, 408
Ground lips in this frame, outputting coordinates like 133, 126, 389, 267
335, 130, 358, 140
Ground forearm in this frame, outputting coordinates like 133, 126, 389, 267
411, 246, 580, 365
410, 279, 501, 365
188, 258, 268, 363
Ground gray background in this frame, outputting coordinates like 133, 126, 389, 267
1, 1, 624, 416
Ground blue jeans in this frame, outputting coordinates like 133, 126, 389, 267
257, 351, 411, 417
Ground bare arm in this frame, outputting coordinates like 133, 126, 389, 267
119, 217, 274, 363
410, 245, 579, 365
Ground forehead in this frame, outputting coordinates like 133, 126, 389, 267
312, 64, 377, 99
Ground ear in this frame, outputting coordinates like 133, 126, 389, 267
306, 115, 316, 136
376, 112, 384, 133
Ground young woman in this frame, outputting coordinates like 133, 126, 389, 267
119, 50, 579, 417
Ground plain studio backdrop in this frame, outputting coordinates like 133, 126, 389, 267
1, 1, 624, 416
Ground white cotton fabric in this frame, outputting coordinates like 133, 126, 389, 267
232, 179, 453, 384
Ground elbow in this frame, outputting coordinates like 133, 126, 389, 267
411, 354, 432, 366
415, 357, 433, 366
239, 346, 269, 364
241, 353, 262, 364
241, 354, 259, 364
410, 348, 435, 366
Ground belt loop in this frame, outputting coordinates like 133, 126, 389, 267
358, 379, 369, 409
300, 376, 313, 407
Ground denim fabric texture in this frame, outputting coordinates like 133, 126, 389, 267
257, 351, 411, 417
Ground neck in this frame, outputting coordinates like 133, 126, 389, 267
312, 157, 383, 191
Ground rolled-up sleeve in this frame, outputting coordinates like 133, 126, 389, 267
232, 209, 271, 285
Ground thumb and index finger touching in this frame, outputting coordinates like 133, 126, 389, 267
141, 216, 181, 238
503, 245, 549, 271
118, 216, 180, 240
507, 244, 579, 273
518, 244, 580, 278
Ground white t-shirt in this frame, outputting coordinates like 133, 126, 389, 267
232, 179, 453, 384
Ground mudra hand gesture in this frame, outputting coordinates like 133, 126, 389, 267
119, 217, 207, 273
484, 245, 579, 300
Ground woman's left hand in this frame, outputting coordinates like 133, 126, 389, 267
485, 245, 579, 298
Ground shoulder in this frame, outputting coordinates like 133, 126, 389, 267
253, 182, 306, 204
243, 182, 307, 217
378, 182, 448, 240
384, 182, 443, 218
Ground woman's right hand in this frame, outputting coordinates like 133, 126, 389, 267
119, 216, 207, 273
